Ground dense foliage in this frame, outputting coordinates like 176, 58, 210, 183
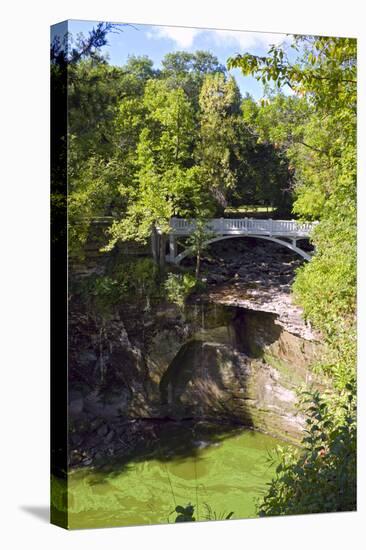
65, 45, 294, 260
229, 35, 357, 514
260, 390, 356, 515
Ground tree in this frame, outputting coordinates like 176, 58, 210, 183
142, 79, 196, 168
67, 59, 149, 256
51, 22, 125, 67
186, 219, 214, 279
228, 95, 293, 213
51, 22, 125, 254
161, 50, 225, 107
197, 73, 241, 210
123, 55, 157, 81
229, 34, 357, 514
229, 35, 356, 358
104, 80, 212, 266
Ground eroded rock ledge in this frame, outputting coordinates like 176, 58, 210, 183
205, 284, 317, 341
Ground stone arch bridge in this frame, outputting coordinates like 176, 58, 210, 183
161, 217, 318, 263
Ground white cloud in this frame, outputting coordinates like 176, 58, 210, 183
147, 26, 200, 48
212, 30, 288, 51
147, 25, 289, 51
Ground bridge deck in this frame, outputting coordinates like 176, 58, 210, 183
170, 217, 317, 238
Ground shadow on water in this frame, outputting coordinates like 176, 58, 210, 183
88, 418, 253, 479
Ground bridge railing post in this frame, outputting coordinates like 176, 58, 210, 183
169, 233, 177, 262
151, 226, 158, 263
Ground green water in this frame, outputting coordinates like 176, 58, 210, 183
66, 428, 281, 529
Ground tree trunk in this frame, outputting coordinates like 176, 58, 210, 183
151, 226, 158, 263
195, 250, 201, 279
159, 234, 166, 268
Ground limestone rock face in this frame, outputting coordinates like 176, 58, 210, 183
160, 341, 251, 420
147, 304, 323, 443
154, 311, 319, 443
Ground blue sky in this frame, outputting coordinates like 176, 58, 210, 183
64, 20, 293, 99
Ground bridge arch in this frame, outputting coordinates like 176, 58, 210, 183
172, 234, 312, 264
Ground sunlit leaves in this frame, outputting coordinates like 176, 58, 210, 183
197, 74, 241, 207
259, 390, 356, 516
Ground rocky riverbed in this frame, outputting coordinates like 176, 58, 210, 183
185, 237, 318, 340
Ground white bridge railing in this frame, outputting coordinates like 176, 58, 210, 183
170, 217, 317, 237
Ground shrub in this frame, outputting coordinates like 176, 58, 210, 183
258, 389, 356, 516
164, 272, 198, 308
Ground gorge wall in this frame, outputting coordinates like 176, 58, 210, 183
68, 295, 324, 467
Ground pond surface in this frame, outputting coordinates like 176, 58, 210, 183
67, 427, 282, 529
